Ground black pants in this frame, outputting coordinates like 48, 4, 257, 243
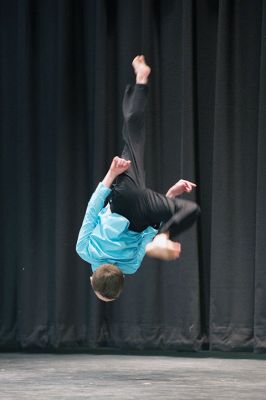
109, 84, 200, 239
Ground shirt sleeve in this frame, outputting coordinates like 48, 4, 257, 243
134, 227, 158, 271
76, 182, 112, 262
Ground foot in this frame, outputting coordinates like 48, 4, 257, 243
146, 233, 181, 261
132, 55, 151, 84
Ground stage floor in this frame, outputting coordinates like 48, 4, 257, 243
0, 352, 266, 399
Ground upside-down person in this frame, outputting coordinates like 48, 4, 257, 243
76, 56, 200, 302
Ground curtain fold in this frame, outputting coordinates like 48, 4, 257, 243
210, 0, 262, 351
254, 0, 266, 353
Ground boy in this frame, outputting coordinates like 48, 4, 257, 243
76, 56, 200, 302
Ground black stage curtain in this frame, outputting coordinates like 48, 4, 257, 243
1, 0, 266, 352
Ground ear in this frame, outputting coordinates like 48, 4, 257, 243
90, 276, 93, 285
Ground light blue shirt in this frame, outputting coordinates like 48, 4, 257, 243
76, 182, 158, 274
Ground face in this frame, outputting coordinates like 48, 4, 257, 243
90, 277, 115, 302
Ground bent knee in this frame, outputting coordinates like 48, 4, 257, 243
176, 198, 200, 217
190, 201, 201, 217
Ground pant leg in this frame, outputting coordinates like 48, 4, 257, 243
131, 188, 200, 238
116, 84, 148, 190
110, 84, 200, 236
112, 181, 200, 235
110, 84, 148, 219
158, 197, 200, 240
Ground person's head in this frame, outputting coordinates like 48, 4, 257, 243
90, 264, 124, 302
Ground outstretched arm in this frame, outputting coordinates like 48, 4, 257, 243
76, 157, 131, 260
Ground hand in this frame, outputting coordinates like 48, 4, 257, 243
102, 157, 131, 188
166, 179, 197, 198
175, 179, 196, 194
109, 156, 131, 177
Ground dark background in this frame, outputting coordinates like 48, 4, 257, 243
1, 0, 266, 352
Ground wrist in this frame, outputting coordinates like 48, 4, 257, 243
102, 169, 117, 188
107, 169, 117, 180
166, 189, 174, 198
